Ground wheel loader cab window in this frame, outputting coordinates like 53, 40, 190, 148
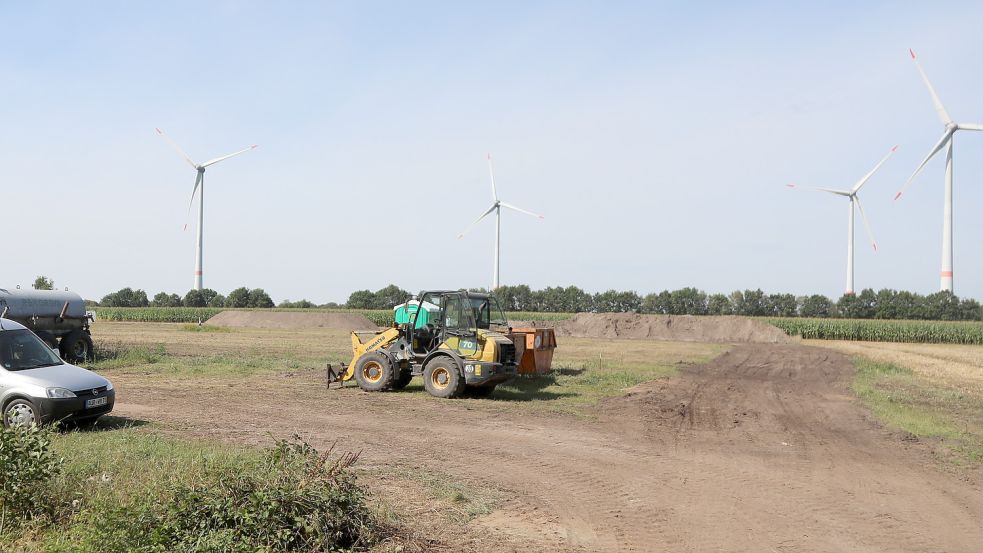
443, 296, 465, 330
0, 330, 63, 371
470, 297, 509, 329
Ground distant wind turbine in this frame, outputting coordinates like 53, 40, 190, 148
894, 49, 983, 293
788, 146, 898, 294
156, 128, 257, 291
458, 154, 544, 290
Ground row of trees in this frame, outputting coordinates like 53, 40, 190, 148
99, 287, 276, 309
492, 285, 983, 321
40, 274, 983, 321
341, 284, 983, 322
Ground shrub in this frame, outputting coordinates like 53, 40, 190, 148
0, 424, 61, 532
66, 437, 375, 552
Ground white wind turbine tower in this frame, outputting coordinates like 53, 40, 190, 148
459, 154, 544, 290
788, 146, 898, 294
895, 49, 983, 293
156, 128, 257, 291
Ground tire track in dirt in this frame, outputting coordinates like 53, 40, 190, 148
112, 344, 983, 552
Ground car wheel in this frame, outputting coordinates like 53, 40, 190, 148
3, 399, 39, 428
59, 330, 93, 363
423, 356, 464, 399
353, 352, 395, 392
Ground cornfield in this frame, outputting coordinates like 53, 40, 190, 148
767, 317, 983, 344
96, 307, 224, 322
94, 307, 573, 326
95, 307, 395, 325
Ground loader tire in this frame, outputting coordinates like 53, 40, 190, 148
423, 356, 464, 399
60, 330, 93, 364
354, 352, 395, 392
392, 369, 413, 390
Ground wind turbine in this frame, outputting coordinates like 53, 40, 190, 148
458, 154, 544, 290
156, 128, 257, 291
895, 49, 983, 293
788, 146, 897, 294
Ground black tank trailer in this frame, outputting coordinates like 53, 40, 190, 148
0, 288, 94, 362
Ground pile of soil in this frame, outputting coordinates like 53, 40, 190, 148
513, 313, 791, 343
206, 311, 377, 330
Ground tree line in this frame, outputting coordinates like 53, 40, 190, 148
345, 284, 983, 321
41, 273, 983, 321
99, 287, 277, 308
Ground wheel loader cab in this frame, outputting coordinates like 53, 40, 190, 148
410, 291, 480, 358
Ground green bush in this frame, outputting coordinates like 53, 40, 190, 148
0, 424, 61, 532
63, 437, 375, 552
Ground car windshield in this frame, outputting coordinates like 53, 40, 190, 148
0, 329, 63, 371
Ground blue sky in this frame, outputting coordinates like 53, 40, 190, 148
3, 1, 983, 303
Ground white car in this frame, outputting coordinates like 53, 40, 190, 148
0, 319, 114, 427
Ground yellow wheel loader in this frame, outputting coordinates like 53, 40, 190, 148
336, 290, 517, 398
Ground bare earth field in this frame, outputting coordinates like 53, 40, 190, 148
92, 322, 982, 552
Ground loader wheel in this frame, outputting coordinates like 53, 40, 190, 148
59, 331, 93, 364
354, 352, 395, 392
392, 369, 413, 390
423, 357, 464, 399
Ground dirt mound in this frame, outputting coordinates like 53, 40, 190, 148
206, 311, 378, 330
514, 313, 791, 343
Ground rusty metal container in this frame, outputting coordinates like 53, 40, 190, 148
508, 327, 557, 375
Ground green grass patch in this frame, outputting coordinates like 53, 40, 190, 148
87, 341, 167, 369
86, 342, 308, 378
492, 358, 678, 416
179, 323, 231, 333
851, 356, 983, 463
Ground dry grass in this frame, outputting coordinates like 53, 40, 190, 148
812, 339, 983, 464
812, 340, 983, 395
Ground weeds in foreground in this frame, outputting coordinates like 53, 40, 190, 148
6, 431, 379, 552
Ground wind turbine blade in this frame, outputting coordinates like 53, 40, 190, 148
910, 49, 953, 125
854, 196, 877, 252
156, 128, 198, 169
895, 130, 952, 200
486, 153, 498, 201
458, 204, 497, 238
852, 145, 899, 193
201, 144, 258, 167
183, 172, 202, 231
957, 123, 983, 131
785, 184, 850, 196
500, 201, 545, 219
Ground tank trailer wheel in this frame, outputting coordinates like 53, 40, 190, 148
423, 357, 464, 399
59, 330, 93, 364
354, 352, 396, 392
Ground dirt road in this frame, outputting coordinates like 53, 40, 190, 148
112, 344, 983, 552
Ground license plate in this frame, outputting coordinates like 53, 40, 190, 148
85, 397, 107, 408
